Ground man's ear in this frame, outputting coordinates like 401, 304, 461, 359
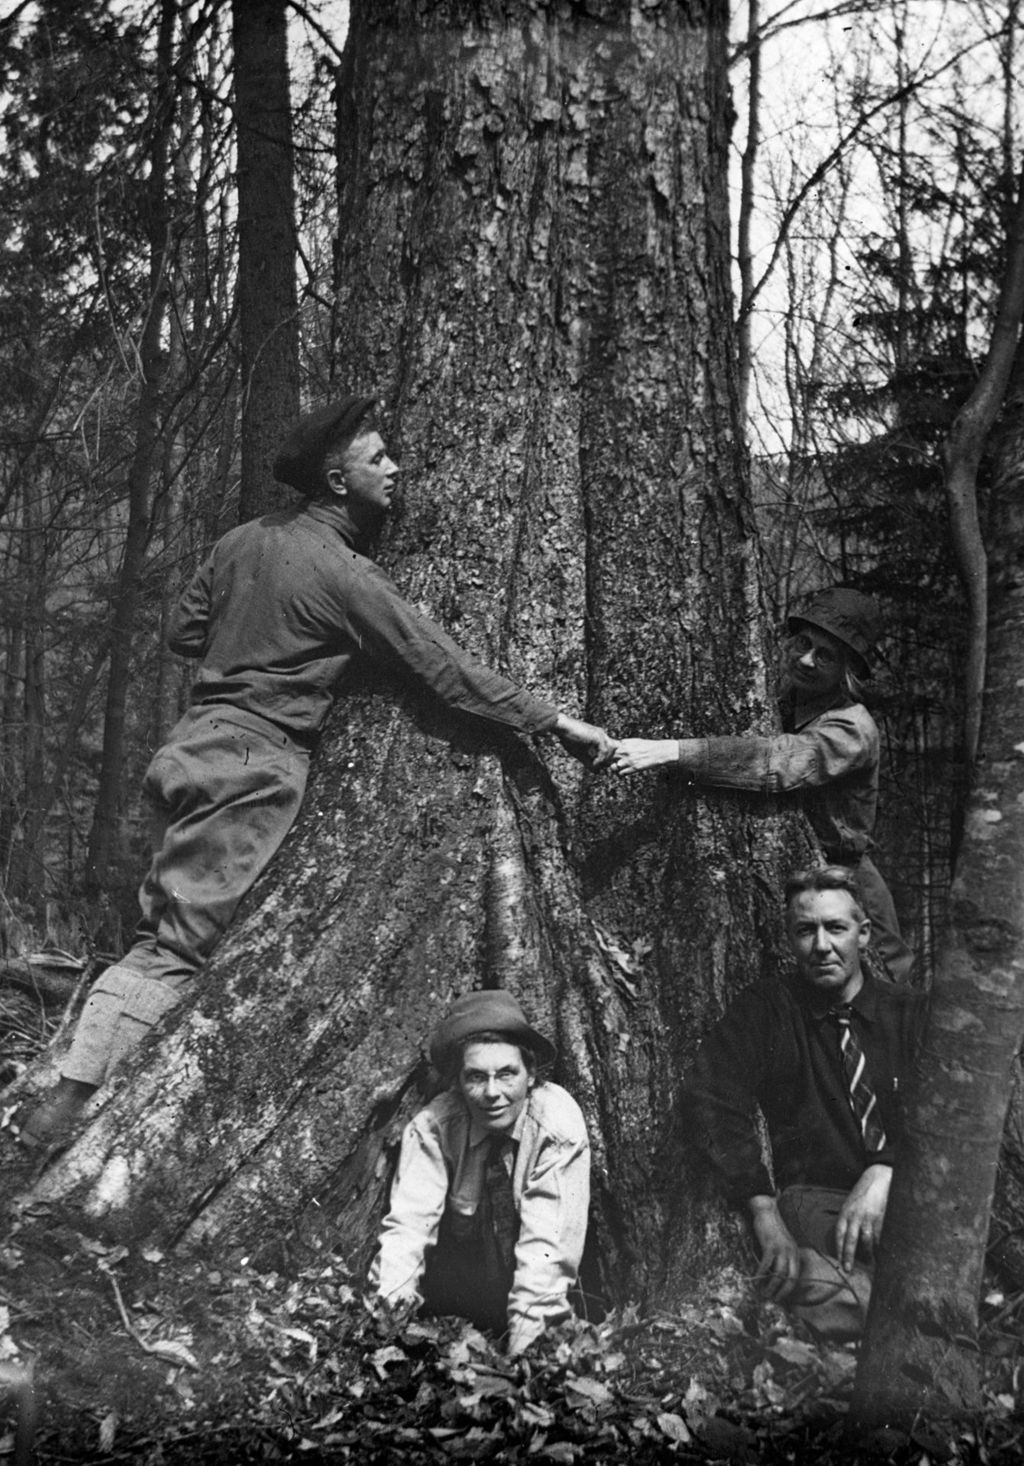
857, 918, 872, 950
325, 466, 347, 498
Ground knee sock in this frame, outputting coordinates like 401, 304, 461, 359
61, 964, 182, 1086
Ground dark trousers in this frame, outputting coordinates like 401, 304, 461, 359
131, 706, 309, 986
422, 1203, 517, 1336
851, 854, 915, 984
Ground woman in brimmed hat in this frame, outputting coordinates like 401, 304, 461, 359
611, 587, 913, 982
368, 990, 590, 1354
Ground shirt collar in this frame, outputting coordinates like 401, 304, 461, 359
799, 972, 878, 1024
782, 686, 850, 731
300, 498, 360, 549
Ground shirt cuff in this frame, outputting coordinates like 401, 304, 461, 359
676, 738, 706, 776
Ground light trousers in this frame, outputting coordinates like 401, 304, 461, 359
62, 706, 309, 1086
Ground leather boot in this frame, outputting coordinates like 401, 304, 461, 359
17, 1077, 98, 1151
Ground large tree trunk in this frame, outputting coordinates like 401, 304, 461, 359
17, 0, 808, 1308
232, 0, 299, 521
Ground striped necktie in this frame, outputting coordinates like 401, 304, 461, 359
830, 1005, 887, 1152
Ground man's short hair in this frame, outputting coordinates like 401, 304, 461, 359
316, 425, 376, 502
784, 865, 866, 919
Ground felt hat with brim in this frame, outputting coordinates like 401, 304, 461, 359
272, 394, 377, 493
429, 990, 556, 1077
786, 586, 883, 677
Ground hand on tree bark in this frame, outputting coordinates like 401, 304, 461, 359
554, 713, 615, 767
610, 738, 680, 774
748, 1195, 802, 1301
835, 1163, 891, 1271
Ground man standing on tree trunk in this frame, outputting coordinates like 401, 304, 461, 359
21, 396, 613, 1149
685, 866, 925, 1341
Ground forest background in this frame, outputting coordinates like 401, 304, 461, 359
0, 0, 999, 962
1, 0, 1024, 1459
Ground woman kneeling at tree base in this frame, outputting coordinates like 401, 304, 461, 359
368, 990, 591, 1355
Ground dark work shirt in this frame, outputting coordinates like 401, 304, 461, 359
167, 500, 559, 744
684, 972, 926, 1203
685, 689, 879, 862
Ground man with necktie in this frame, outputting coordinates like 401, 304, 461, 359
685, 866, 925, 1339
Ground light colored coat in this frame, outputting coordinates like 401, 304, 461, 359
370, 1082, 590, 1354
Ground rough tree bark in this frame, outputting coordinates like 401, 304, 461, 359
232, 0, 300, 521
15, 0, 809, 1309
851, 363, 1024, 1428
988, 328, 1024, 1292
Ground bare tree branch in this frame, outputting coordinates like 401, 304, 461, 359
738, 30, 1006, 325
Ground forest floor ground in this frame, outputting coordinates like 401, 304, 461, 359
3, 966, 1024, 1463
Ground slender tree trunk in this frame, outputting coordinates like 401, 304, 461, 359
13, 473, 48, 905
735, 0, 760, 433
17, 2, 809, 1307
84, 0, 178, 897
982, 347, 1024, 1288
0, 550, 18, 887
153, 114, 194, 750
943, 169, 1024, 768
232, 0, 299, 521
851, 366, 1024, 1432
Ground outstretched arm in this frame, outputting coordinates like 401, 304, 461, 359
610, 738, 679, 774
343, 559, 615, 752
612, 709, 880, 793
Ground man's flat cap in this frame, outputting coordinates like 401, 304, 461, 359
429, 990, 556, 1078
787, 586, 883, 676
272, 395, 377, 492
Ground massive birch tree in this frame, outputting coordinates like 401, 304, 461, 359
9, 0, 808, 1308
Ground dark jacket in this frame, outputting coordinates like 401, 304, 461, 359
168, 500, 558, 745
685, 972, 926, 1203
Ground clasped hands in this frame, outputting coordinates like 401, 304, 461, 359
555, 715, 678, 775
